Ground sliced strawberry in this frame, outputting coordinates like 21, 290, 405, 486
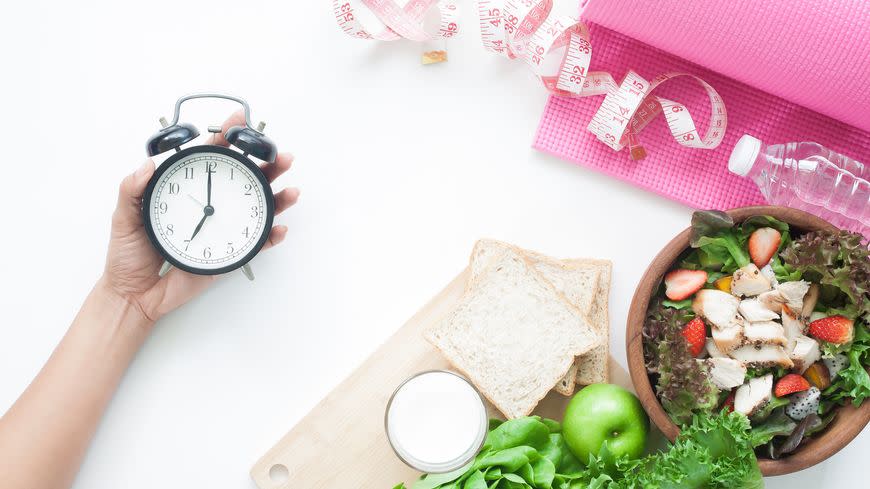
774, 373, 811, 397
748, 227, 782, 268
721, 390, 736, 413
809, 315, 854, 344
681, 318, 707, 357
664, 269, 708, 301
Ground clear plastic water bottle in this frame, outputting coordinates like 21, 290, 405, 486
729, 135, 870, 238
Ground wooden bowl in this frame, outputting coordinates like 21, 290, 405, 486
626, 206, 870, 476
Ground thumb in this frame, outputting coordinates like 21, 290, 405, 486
113, 160, 155, 230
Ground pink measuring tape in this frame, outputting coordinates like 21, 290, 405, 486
333, 0, 727, 159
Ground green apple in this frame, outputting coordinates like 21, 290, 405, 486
563, 384, 649, 461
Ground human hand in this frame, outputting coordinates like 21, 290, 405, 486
100, 111, 300, 326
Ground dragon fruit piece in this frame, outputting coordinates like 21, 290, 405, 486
785, 386, 821, 420
824, 354, 848, 379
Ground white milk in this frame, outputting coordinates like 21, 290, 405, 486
386, 371, 488, 473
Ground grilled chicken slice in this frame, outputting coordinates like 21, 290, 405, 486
801, 283, 820, 322
731, 264, 773, 297
776, 281, 810, 313
712, 321, 745, 354
706, 338, 726, 358
781, 307, 806, 349
729, 344, 794, 369
743, 321, 788, 347
703, 357, 747, 390
734, 374, 773, 416
790, 335, 821, 374
758, 289, 786, 313
693, 289, 741, 329
738, 299, 780, 322
760, 264, 779, 287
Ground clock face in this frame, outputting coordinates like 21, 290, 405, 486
143, 146, 274, 274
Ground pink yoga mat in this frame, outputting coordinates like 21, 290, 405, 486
534, 0, 870, 210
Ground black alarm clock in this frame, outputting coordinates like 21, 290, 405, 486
142, 94, 277, 281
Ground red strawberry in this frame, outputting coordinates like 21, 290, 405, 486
664, 269, 708, 301
681, 318, 707, 357
809, 315, 854, 344
774, 374, 811, 397
748, 227, 782, 268
722, 390, 736, 413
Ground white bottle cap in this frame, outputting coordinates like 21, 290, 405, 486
728, 134, 763, 176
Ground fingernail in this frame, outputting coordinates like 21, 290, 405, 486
134, 160, 152, 177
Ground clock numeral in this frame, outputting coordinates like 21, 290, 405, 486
184, 240, 191, 251
166, 224, 174, 235
250, 206, 259, 218
159, 202, 168, 214
203, 247, 212, 259
206, 161, 218, 173
230, 168, 234, 180
244, 183, 253, 196
185, 167, 195, 180
168, 183, 180, 195
226, 242, 234, 254
243, 226, 250, 238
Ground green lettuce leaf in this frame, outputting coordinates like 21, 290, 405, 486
748, 408, 796, 447
644, 302, 718, 425
689, 211, 751, 272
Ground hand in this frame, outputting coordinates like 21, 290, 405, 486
100, 111, 300, 326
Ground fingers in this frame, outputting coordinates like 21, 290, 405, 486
207, 109, 247, 147
113, 160, 155, 230
260, 152, 294, 183
274, 188, 300, 215
261, 225, 288, 251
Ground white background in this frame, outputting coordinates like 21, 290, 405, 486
0, 1, 864, 487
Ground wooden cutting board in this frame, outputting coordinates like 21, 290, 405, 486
250, 267, 643, 489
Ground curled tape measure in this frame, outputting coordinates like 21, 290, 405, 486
333, 0, 727, 159
334, 0, 459, 41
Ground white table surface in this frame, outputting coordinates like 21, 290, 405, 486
0, 1, 864, 487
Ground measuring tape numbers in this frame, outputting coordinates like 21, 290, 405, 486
333, 0, 728, 159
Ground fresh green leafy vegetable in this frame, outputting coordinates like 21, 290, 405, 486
396, 412, 764, 489
614, 412, 764, 489
689, 211, 751, 273
773, 414, 818, 459
748, 408, 796, 447
745, 365, 788, 380
662, 299, 693, 310
394, 416, 585, 489
781, 230, 870, 322
823, 321, 870, 407
749, 396, 789, 423
643, 302, 718, 426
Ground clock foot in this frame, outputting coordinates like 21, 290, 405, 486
241, 264, 255, 281
159, 261, 173, 277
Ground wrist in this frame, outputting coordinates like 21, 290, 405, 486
91, 277, 156, 339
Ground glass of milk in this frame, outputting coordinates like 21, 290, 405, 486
385, 370, 488, 473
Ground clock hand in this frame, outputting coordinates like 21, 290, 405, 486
186, 194, 206, 208
206, 163, 214, 207
188, 213, 208, 244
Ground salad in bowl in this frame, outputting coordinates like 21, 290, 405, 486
642, 210, 870, 462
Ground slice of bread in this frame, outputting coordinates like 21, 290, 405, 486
426, 249, 601, 419
566, 259, 612, 386
470, 239, 602, 394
